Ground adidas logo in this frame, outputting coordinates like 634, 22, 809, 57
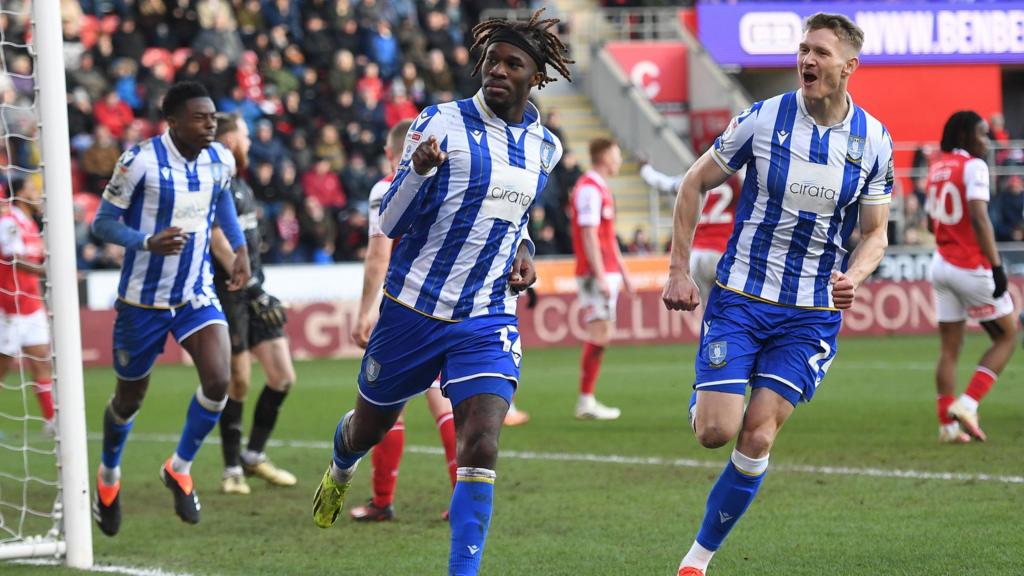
467, 545, 480, 556
718, 511, 732, 524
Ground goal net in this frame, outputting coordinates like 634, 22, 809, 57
0, 0, 92, 568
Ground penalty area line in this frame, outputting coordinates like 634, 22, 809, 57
11, 558, 194, 576
93, 433, 1024, 485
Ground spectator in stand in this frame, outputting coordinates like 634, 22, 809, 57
136, 0, 174, 48
340, 154, 374, 214
384, 85, 419, 128
629, 227, 654, 255
423, 10, 455, 54
263, 51, 300, 94
422, 49, 454, 104
303, 15, 336, 70
289, 130, 314, 174
250, 119, 288, 169
273, 202, 304, 263
299, 196, 337, 264
333, 208, 368, 261
111, 59, 142, 113
357, 62, 385, 103
335, 18, 363, 58
902, 191, 933, 246
67, 89, 96, 151
450, 46, 479, 98
90, 33, 116, 74
70, 52, 110, 103
993, 175, 1024, 241
395, 17, 427, 67
251, 161, 281, 206
357, 93, 388, 139
142, 61, 173, 120
328, 90, 359, 129
544, 148, 582, 255
193, 9, 245, 64
200, 53, 235, 103
175, 57, 204, 86
93, 90, 134, 140
280, 90, 314, 138
314, 124, 348, 172
989, 112, 1023, 166
544, 108, 567, 147
112, 17, 147, 63
397, 61, 428, 107
265, 0, 304, 42
302, 156, 347, 212
298, 67, 324, 112
237, 51, 265, 102
80, 124, 122, 194
219, 86, 263, 134
235, 0, 265, 44
328, 50, 359, 95
368, 19, 401, 80
277, 159, 303, 206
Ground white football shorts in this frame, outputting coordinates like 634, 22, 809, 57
690, 249, 723, 305
931, 253, 1014, 323
577, 273, 622, 323
0, 309, 50, 356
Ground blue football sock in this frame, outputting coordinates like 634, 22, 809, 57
101, 403, 135, 470
332, 410, 367, 471
175, 388, 226, 464
696, 449, 769, 551
449, 467, 496, 576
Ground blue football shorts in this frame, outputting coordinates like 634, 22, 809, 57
112, 297, 227, 380
358, 297, 520, 410
694, 285, 840, 406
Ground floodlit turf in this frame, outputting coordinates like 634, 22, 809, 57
2, 334, 1023, 575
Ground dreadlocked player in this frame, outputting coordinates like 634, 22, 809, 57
312, 9, 571, 575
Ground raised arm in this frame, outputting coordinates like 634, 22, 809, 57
379, 108, 446, 238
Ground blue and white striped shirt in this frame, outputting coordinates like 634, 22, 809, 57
711, 90, 893, 309
99, 132, 239, 309
380, 90, 562, 320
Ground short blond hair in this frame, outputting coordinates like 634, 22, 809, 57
387, 119, 413, 155
804, 12, 864, 54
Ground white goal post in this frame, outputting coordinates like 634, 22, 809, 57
0, 0, 93, 568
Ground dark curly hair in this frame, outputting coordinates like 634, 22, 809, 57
470, 8, 573, 89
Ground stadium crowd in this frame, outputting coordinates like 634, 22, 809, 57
49, 0, 595, 269
0, 0, 1020, 268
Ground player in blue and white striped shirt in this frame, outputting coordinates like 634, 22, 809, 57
90, 82, 251, 536
663, 14, 892, 576
313, 10, 571, 575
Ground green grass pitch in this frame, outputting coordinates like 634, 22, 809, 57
2, 334, 1023, 575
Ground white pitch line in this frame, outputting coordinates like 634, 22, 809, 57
91, 433, 1024, 485
12, 558, 194, 576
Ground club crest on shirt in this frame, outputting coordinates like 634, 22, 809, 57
365, 356, 381, 383
846, 136, 865, 163
708, 341, 727, 367
211, 162, 223, 183
540, 141, 556, 172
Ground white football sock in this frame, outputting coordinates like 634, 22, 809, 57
680, 540, 715, 571
171, 453, 192, 475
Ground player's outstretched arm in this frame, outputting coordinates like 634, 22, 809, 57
834, 203, 889, 309
663, 150, 730, 312
639, 163, 684, 196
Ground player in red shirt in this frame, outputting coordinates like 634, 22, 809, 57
570, 138, 633, 420
0, 178, 54, 436
639, 162, 741, 304
927, 110, 1017, 444
346, 119, 459, 521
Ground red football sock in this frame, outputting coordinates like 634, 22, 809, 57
580, 342, 605, 396
936, 394, 955, 425
436, 412, 457, 488
964, 367, 996, 403
371, 422, 404, 508
34, 380, 54, 421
